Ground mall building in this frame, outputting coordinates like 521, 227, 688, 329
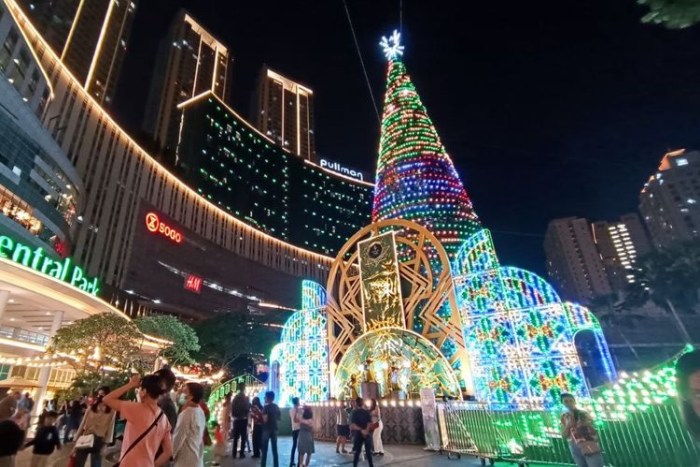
2, 0, 373, 326
0, 1, 162, 413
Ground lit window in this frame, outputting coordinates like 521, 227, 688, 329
677, 158, 689, 166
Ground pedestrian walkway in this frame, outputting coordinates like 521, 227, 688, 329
13, 437, 571, 466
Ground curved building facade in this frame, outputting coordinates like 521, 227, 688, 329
0, 2, 81, 254
4, 0, 371, 317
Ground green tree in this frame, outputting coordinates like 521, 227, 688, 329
624, 240, 700, 343
193, 313, 278, 374
638, 0, 700, 29
49, 314, 150, 395
135, 314, 200, 366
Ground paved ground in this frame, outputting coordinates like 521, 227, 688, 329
14, 436, 570, 466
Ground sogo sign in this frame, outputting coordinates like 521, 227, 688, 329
145, 212, 183, 244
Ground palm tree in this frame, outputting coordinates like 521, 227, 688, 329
623, 240, 700, 344
638, 0, 700, 29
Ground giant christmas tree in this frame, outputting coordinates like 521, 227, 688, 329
372, 31, 481, 258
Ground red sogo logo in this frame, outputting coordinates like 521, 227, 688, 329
145, 212, 183, 244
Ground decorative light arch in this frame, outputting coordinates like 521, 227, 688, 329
325, 219, 471, 394
271, 280, 330, 405
453, 229, 616, 409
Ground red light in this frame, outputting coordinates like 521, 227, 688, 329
184, 274, 202, 293
145, 211, 183, 244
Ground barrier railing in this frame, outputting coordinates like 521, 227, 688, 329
436, 401, 700, 466
0, 325, 50, 346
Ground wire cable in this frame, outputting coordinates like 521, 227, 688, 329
342, 0, 381, 122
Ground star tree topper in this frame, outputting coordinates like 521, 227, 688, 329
380, 29, 404, 60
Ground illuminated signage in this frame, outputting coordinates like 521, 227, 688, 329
146, 212, 183, 244
184, 274, 202, 294
0, 235, 99, 296
320, 159, 365, 181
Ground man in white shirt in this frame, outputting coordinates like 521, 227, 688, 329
288, 397, 300, 467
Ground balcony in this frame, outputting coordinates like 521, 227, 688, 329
0, 325, 50, 347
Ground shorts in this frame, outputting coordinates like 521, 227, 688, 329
337, 424, 350, 437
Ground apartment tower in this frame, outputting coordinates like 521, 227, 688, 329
252, 66, 315, 161
142, 10, 232, 157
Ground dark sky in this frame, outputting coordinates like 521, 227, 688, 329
113, 0, 700, 276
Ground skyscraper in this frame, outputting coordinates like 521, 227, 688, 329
639, 149, 700, 249
16, 0, 137, 104
592, 213, 652, 291
142, 10, 232, 157
544, 217, 612, 303
252, 66, 316, 161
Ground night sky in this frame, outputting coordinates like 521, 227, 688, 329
113, 0, 700, 276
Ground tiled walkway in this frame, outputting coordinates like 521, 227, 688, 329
14, 436, 571, 466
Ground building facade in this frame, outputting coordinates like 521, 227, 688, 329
592, 213, 651, 291
4, 1, 372, 323
639, 149, 700, 249
0, 2, 82, 255
142, 10, 232, 157
177, 91, 373, 256
16, 0, 137, 104
544, 217, 612, 303
252, 66, 315, 161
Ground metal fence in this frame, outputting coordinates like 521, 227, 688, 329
436, 402, 700, 466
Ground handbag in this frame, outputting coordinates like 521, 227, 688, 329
572, 432, 602, 456
113, 411, 164, 467
75, 434, 95, 450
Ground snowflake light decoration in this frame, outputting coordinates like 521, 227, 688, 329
380, 29, 404, 60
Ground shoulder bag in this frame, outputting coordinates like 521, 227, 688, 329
75, 433, 95, 450
113, 410, 164, 467
571, 431, 601, 456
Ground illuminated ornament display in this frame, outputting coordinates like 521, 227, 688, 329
372, 37, 480, 259
453, 229, 616, 409
270, 280, 329, 405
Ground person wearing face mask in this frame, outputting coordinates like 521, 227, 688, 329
172, 383, 206, 467
103, 374, 172, 467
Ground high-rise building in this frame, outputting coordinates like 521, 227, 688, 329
544, 217, 612, 303
592, 213, 652, 291
176, 91, 372, 256
639, 149, 700, 249
17, 0, 137, 104
252, 66, 316, 161
142, 10, 232, 157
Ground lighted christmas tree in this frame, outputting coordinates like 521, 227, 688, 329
372, 30, 481, 257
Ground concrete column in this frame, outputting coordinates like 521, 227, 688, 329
33, 311, 64, 421
0, 290, 10, 323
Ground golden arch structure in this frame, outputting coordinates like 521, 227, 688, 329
326, 219, 471, 398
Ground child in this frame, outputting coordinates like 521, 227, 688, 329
24, 411, 61, 467
212, 422, 225, 466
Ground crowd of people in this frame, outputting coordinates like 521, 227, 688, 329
0, 378, 616, 467
217, 387, 385, 467
0, 367, 215, 467
0, 378, 395, 467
